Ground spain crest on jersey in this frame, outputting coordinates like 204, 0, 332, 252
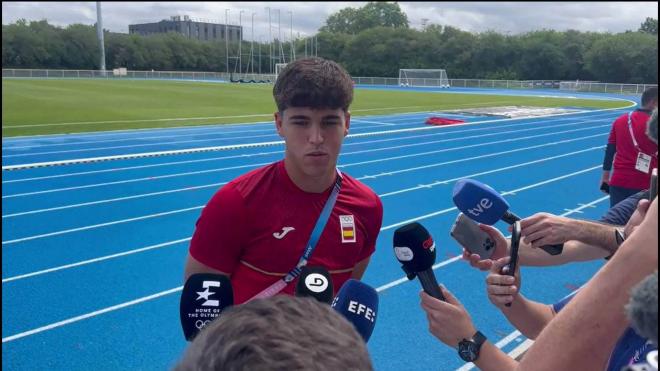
339, 215, 356, 243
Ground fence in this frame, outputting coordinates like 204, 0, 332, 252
3, 68, 656, 94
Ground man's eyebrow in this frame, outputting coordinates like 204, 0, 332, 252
289, 115, 310, 120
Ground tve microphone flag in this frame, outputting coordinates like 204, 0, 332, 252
452, 178, 563, 255
393, 222, 446, 301
331, 279, 378, 342
295, 266, 334, 304
179, 273, 233, 341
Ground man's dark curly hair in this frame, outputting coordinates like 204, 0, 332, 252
273, 57, 354, 112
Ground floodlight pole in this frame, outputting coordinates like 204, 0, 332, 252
225, 9, 229, 75
239, 10, 244, 75
267, 7, 272, 74
251, 13, 255, 76
288, 11, 294, 62
258, 35, 262, 75
96, 2, 106, 75
277, 9, 283, 63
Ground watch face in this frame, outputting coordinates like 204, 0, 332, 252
458, 341, 477, 362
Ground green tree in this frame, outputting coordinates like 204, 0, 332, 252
585, 32, 658, 83
320, 2, 408, 34
639, 17, 658, 35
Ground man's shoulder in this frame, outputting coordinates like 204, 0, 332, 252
228, 161, 281, 196
340, 172, 382, 207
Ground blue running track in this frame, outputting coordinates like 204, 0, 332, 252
2, 87, 638, 370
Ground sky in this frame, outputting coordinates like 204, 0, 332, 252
2, 1, 658, 42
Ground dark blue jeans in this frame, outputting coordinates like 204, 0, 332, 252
609, 185, 643, 207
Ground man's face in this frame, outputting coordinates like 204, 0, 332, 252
275, 107, 350, 178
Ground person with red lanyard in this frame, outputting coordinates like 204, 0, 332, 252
183, 57, 383, 304
602, 87, 657, 206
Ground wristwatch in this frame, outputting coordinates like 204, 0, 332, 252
614, 228, 626, 247
458, 331, 487, 362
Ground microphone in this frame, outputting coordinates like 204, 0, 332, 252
331, 279, 378, 342
393, 222, 446, 301
452, 178, 563, 255
179, 273, 234, 341
295, 266, 334, 304
626, 271, 658, 346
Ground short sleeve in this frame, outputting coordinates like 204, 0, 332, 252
189, 183, 248, 274
356, 195, 384, 262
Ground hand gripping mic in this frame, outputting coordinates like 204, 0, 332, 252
393, 222, 446, 301
295, 266, 334, 304
331, 279, 378, 342
179, 273, 233, 341
452, 179, 563, 255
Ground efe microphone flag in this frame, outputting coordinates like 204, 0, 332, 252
332, 279, 378, 342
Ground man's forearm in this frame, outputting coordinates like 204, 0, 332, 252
516, 200, 658, 371
519, 240, 608, 266
500, 293, 555, 340
473, 341, 519, 371
568, 220, 621, 255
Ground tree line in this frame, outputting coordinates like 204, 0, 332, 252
2, 3, 657, 83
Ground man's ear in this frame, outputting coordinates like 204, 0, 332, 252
344, 111, 351, 137
275, 111, 284, 137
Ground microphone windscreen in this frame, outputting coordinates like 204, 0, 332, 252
332, 279, 378, 342
626, 271, 658, 346
393, 222, 436, 272
452, 179, 510, 225
295, 266, 334, 304
180, 273, 233, 341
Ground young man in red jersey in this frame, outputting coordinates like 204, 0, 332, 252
184, 57, 383, 304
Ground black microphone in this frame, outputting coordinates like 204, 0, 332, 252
179, 273, 233, 341
295, 266, 334, 304
393, 222, 445, 301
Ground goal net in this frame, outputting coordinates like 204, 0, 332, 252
275, 63, 288, 81
398, 69, 450, 88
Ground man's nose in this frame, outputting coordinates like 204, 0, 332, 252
308, 124, 324, 144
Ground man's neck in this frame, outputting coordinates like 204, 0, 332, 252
284, 158, 336, 193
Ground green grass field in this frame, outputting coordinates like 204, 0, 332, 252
2, 79, 630, 137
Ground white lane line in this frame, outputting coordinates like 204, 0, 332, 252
3, 112, 618, 184
2, 105, 631, 171
0, 193, 609, 343
1, 207, 203, 245
2, 238, 191, 283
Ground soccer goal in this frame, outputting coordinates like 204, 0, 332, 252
398, 69, 450, 88
275, 63, 288, 81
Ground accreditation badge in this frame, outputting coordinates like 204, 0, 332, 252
635, 152, 652, 174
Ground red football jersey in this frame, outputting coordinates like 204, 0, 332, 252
608, 110, 657, 189
190, 160, 383, 304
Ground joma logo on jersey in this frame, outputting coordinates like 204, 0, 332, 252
339, 215, 356, 243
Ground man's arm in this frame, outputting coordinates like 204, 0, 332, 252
184, 253, 230, 281
519, 213, 620, 254
486, 257, 556, 339
517, 197, 658, 371
350, 256, 371, 279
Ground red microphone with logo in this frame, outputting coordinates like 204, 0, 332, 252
393, 222, 446, 301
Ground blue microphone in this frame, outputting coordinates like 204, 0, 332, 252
331, 279, 378, 342
452, 179, 563, 255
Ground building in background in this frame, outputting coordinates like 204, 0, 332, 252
129, 15, 241, 42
